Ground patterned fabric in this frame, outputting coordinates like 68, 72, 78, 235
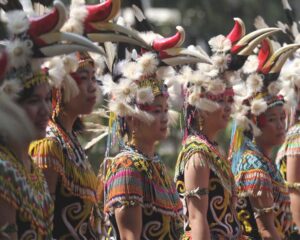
234, 139, 292, 239
103, 145, 183, 240
174, 134, 241, 240
276, 122, 300, 185
0, 144, 53, 239
29, 119, 100, 239
276, 122, 300, 235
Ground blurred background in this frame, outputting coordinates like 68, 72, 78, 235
1, 0, 299, 175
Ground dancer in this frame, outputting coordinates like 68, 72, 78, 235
0, 2, 96, 238
174, 18, 278, 240
230, 39, 298, 239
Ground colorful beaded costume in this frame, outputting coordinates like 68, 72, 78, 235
276, 121, 300, 235
0, 145, 53, 239
234, 139, 292, 239
174, 134, 241, 240
30, 119, 99, 239
103, 145, 183, 240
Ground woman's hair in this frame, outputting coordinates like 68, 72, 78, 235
16, 86, 36, 103
73, 117, 85, 133
185, 104, 200, 134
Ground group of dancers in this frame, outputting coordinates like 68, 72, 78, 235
1, 0, 300, 239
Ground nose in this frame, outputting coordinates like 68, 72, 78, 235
40, 99, 51, 117
161, 111, 168, 124
224, 102, 232, 114
278, 118, 285, 131
88, 75, 97, 93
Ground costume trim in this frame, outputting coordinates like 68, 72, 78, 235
104, 149, 183, 217
175, 135, 235, 194
253, 205, 275, 218
29, 120, 98, 203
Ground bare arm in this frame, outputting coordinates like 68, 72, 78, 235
286, 155, 300, 232
42, 167, 58, 198
184, 152, 211, 240
115, 205, 142, 240
249, 194, 280, 240
0, 199, 17, 239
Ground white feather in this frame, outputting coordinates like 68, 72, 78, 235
208, 35, 231, 53
254, 16, 269, 30
6, 39, 32, 69
136, 87, 154, 104
6, 11, 29, 35
251, 98, 268, 116
137, 52, 159, 77
132, 4, 146, 22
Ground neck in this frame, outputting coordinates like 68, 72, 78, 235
129, 139, 155, 159
200, 127, 218, 143
255, 140, 273, 159
57, 112, 77, 133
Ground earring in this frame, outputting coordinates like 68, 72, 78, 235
130, 129, 137, 147
199, 116, 204, 131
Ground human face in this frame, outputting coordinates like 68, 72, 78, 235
65, 65, 97, 116
256, 105, 286, 147
202, 95, 233, 132
133, 95, 169, 143
18, 83, 52, 139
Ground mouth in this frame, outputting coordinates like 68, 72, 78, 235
276, 132, 285, 138
87, 96, 97, 103
160, 127, 168, 132
36, 119, 49, 130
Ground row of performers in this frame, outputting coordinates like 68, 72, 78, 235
1, 0, 300, 239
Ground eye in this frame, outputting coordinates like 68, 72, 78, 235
27, 97, 39, 104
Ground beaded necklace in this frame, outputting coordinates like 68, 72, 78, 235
49, 119, 88, 167
122, 144, 160, 162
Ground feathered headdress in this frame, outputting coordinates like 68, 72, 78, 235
1, 0, 102, 97
230, 39, 300, 173
168, 18, 280, 116
232, 39, 300, 137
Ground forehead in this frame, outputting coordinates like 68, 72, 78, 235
264, 105, 285, 116
76, 65, 95, 74
32, 82, 51, 94
152, 94, 168, 106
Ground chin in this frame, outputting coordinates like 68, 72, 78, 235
81, 104, 94, 115
35, 129, 47, 140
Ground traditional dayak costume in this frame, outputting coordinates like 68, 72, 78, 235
173, 18, 278, 239
230, 38, 299, 239
101, 22, 212, 238
0, 1, 97, 238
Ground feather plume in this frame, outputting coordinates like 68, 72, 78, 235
6, 39, 32, 68
104, 42, 116, 73
113, 78, 138, 103
208, 35, 231, 53
122, 62, 142, 80
0, 79, 22, 98
101, 74, 117, 95
254, 16, 269, 30
6, 10, 29, 34
132, 4, 146, 22
208, 79, 226, 95
137, 52, 158, 76
251, 98, 268, 116
246, 73, 263, 94
136, 87, 154, 104
168, 109, 179, 126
